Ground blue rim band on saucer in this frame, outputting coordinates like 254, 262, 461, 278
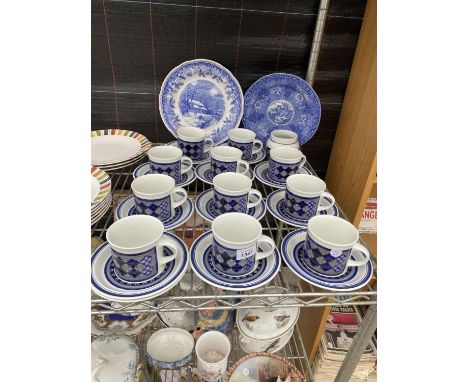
269, 158, 302, 182
281, 230, 373, 291
178, 139, 206, 161
213, 189, 248, 214
195, 162, 255, 185
134, 195, 171, 221
116, 194, 194, 230
159, 59, 244, 145
212, 238, 257, 276
91, 233, 188, 298
133, 162, 196, 187
254, 161, 311, 189
190, 231, 280, 290
149, 159, 182, 183
195, 189, 266, 222
243, 73, 321, 145
283, 188, 320, 221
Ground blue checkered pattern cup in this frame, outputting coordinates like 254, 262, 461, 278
131, 174, 188, 222
106, 215, 179, 282
210, 146, 249, 177
283, 174, 336, 221
303, 215, 371, 277
211, 213, 275, 276
227, 128, 263, 160
177, 126, 214, 161
148, 146, 193, 183
212, 173, 262, 214
268, 147, 306, 182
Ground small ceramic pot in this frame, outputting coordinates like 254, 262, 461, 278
195, 331, 231, 382
146, 328, 194, 369
238, 326, 294, 353
266, 129, 299, 152
157, 302, 197, 332
194, 300, 235, 337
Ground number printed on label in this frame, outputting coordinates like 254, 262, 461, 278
236, 245, 256, 260
330, 249, 343, 258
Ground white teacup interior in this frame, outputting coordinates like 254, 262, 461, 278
270, 147, 303, 162
228, 128, 255, 142
131, 174, 175, 196
106, 215, 164, 250
213, 173, 251, 193
177, 126, 205, 141
148, 145, 182, 161
307, 215, 359, 248
287, 174, 326, 195
271, 129, 298, 143
196, 331, 231, 364
147, 329, 194, 362
210, 146, 242, 160
212, 213, 261, 244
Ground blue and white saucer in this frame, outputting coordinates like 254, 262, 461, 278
133, 162, 196, 187
253, 161, 312, 189
266, 189, 338, 228
281, 230, 373, 291
190, 231, 281, 291
195, 189, 266, 223
114, 194, 194, 230
166, 141, 210, 166
194, 162, 255, 185
91, 234, 188, 302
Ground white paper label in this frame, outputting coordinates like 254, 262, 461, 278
236, 245, 256, 260
330, 249, 343, 258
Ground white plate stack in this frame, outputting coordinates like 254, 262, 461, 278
91, 166, 112, 225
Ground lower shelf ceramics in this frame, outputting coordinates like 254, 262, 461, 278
114, 194, 194, 230
133, 162, 196, 188
194, 162, 255, 185
266, 189, 338, 228
253, 161, 312, 189
281, 230, 373, 291
91, 235, 188, 302
190, 230, 281, 291
195, 189, 266, 223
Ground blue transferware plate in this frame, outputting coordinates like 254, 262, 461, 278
281, 230, 373, 291
159, 59, 243, 145
243, 73, 321, 145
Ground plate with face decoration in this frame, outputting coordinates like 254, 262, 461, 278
159, 59, 243, 145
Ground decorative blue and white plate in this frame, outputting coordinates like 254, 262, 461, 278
133, 162, 196, 187
114, 195, 194, 230
254, 161, 312, 189
190, 231, 281, 291
243, 73, 321, 145
266, 189, 338, 228
91, 235, 188, 302
220, 142, 267, 164
195, 189, 266, 223
194, 162, 255, 185
159, 59, 244, 145
166, 141, 210, 166
281, 230, 373, 291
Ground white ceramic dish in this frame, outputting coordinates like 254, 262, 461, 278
238, 326, 294, 354
147, 328, 194, 369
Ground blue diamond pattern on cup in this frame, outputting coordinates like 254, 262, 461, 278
149, 161, 181, 183
302, 237, 351, 276
111, 248, 158, 282
211, 158, 237, 176
213, 191, 248, 214
269, 159, 300, 182
284, 189, 319, 220
178, 139, 204, 160
228, 140, 253, 160
212, 239, 255, 276
134, 195, 171, 221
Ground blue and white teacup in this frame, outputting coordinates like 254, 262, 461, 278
177, 126, 214, 161
211, 213, 275, 276
106, 215, 179, 282
131, 174, 188, 221
148, 146, 193, 183
269, 147, 306, 182
210, 146, 249, 177
227, 128, 263, 160
212, 173, 262, 214
303, 215, 371, 277
283, 174, 335, 221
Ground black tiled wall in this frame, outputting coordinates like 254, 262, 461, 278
92, 0, 366, 178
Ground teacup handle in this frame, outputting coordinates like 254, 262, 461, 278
204, 137, 214, 153
318, 192, 336, 212
172, 187, 188, 209
181, 156, 193, 174
298, 155, 306, 169
247, 189, 262, 209
252, 139, 263, 155
347, 243, 371, 267
237, 160, 249, 175
256, 235, 276, 260
156, 238, 179, 265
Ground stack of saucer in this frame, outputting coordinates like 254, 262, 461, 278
91, 166, 112, 225
91, 129, 151, 170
